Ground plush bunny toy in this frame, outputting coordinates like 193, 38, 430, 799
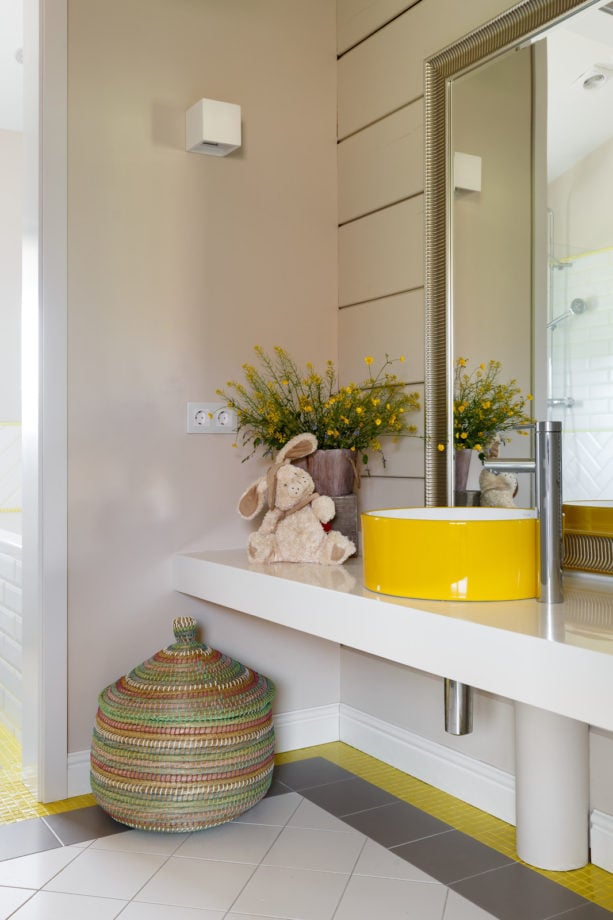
479, 468, 519, 508
237, 433, 356, 565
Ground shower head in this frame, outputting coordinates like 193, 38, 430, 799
547, 299, 588, 330
570, 298, 587, 315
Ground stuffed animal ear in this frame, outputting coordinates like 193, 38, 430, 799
277, 433, 318, 463
237, 478, 267, 520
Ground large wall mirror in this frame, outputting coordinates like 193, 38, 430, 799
424, 0, 613, 508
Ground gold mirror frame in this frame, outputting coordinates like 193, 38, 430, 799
423, 0, 595, 506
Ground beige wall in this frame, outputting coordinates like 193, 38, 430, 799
67, 0, 339, 750
0, 130, 22, 423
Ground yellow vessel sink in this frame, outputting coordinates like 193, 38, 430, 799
362, 507, 538, 601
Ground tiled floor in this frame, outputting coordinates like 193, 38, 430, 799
0, 756, 610, 919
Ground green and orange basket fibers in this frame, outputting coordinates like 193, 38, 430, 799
90, 616, 275, 832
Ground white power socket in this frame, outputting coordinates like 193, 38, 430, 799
187, 402, 238, 434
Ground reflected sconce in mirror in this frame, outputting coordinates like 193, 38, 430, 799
186, 98, 242, 157
453, 152, 482, 192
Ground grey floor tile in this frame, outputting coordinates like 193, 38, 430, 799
43, 804, 127, 845
547, 904, 613, 919
299, 776, 398, 816
393, 828, 514, 884
0, 817, 61, 861
342, 799, 452, 847
265, 777, 293, 797
451, 862, 590, 920
273, 757, 355, 791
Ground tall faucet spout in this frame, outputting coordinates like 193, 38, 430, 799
536, 420, 563, 604
483, 420, 563, 604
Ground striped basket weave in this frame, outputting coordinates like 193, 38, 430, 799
90, 616, 275, 832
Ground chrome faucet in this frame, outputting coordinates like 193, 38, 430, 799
483, 420, 563, 604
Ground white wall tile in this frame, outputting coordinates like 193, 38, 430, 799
0, 553, 15, 583
3, 583, 22, 615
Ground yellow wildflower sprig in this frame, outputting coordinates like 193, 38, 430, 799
217, 346, 420, 465
452, 357, 532, 459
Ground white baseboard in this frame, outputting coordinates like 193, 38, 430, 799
67, 749, 91, 797
591, 809, 613, 873
274, 703, 340, 752
339, 703, 516, 824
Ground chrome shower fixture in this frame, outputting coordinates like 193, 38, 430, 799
547, 298, 587, 330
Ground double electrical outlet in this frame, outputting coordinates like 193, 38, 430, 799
187, 402, 238, 434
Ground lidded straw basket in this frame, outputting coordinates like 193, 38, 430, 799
90, 616, 275, 832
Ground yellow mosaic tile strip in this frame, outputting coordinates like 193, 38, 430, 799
276, 742, 613, 913
0, 725, 95, 825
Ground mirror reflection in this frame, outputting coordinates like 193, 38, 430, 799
449, 0, 613, 505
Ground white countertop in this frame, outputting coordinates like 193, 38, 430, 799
173, 549, 613, 733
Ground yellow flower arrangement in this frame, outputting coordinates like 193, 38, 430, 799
453, 357, 532, 458
217, 345, 420, 465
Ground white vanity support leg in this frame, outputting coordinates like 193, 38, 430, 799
514, 702, 589, 870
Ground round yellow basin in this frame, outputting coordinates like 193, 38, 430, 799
362, 507, 538, 601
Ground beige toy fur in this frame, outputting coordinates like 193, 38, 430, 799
479, 468, 518, 508
238, 433, 356, 565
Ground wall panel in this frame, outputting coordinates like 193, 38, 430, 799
339, 290, 424, 381
337, 0, 417, 55
338, 0, 520, 139
359, 474, 424, 510
338, 101, 423, 224
339, 197, 423, 307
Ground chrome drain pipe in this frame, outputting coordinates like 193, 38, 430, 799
444, 679, 473, 735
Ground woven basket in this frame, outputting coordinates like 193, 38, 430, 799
90, 616, 275, 832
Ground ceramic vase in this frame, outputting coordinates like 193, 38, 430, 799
293, 449, 358, 552
454, 449, 481, 507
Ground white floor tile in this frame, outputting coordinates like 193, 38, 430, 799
443, 889, 499, 920
287, 798, 361, 834
262, 825, 365, 874
134, 855, 254, 912
10, 890, 126, 920
231, 864, 349, 920
0, 886, 34, 920
175, 821, 281, 863
42, 848, 167, 900
354, 838, 440, 884
91, 829, 188, 856
232, 792, 302, 827
225, 914, 293, 920
333, 873, 448, 920
119, 902, 225, 920
0, 846, 83, 888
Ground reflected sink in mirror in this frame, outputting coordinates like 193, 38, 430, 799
362, 507, 538, 601
563, 501, 613, 577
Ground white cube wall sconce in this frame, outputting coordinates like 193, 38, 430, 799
186, 98, 242, 157
453, 152, 482, 192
